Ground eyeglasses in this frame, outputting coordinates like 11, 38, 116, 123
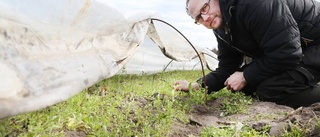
193, 0, 211, 25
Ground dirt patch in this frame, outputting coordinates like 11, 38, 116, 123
170, 99, 320, 137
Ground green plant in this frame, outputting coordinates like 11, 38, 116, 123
210, 89, 252, 116
201, 125, 270, 137
0, 70, 204, 136
281, 123, 306, 137
2, 69, 317, 137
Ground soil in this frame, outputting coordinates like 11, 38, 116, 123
170, 99, 320, 137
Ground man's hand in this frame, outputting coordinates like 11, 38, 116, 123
224, 71, 247, 91
174, 80, 200, 92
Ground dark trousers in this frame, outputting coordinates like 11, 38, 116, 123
242, 39, 320, 109
243, 64, 320, 109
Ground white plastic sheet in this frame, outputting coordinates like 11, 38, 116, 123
0, 0, 217, 119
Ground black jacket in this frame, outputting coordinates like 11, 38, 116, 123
205, 0, 320, 92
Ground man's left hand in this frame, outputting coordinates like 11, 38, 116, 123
224, 71, 247, 91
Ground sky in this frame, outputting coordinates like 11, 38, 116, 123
107, 0, 217, 49
106, 0, 320, 50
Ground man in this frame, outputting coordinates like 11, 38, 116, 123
175, 0, 320, 108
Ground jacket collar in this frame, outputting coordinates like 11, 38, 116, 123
219, 0, 237, 26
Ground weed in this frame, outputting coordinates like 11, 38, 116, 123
210, 89, 252, 116
0, 70, 203, 136
1, 69, 318, 136
201, 125, 270, 137
282, 123, 307, 137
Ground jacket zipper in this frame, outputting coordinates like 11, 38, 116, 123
301, 37, 314, 46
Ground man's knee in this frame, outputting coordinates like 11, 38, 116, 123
277, 84, 320, 108
256, 66, 314, 103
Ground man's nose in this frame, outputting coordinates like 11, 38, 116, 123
201, 14, 210, 22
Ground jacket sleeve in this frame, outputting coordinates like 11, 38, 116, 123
241, 0, 303, 85
203, 34, 243, 93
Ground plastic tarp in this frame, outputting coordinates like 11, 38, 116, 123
0, 0, 218, 119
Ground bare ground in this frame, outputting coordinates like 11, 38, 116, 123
170, 99, 320, 137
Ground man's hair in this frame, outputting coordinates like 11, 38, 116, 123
186, 0, 191, 15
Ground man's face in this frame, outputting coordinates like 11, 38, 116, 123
187, 0, 222, 29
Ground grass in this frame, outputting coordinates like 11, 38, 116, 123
210, 90, 252, 116
201, 125, 271, 137
0, 69, 313, 136
0, 70, 204, 136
